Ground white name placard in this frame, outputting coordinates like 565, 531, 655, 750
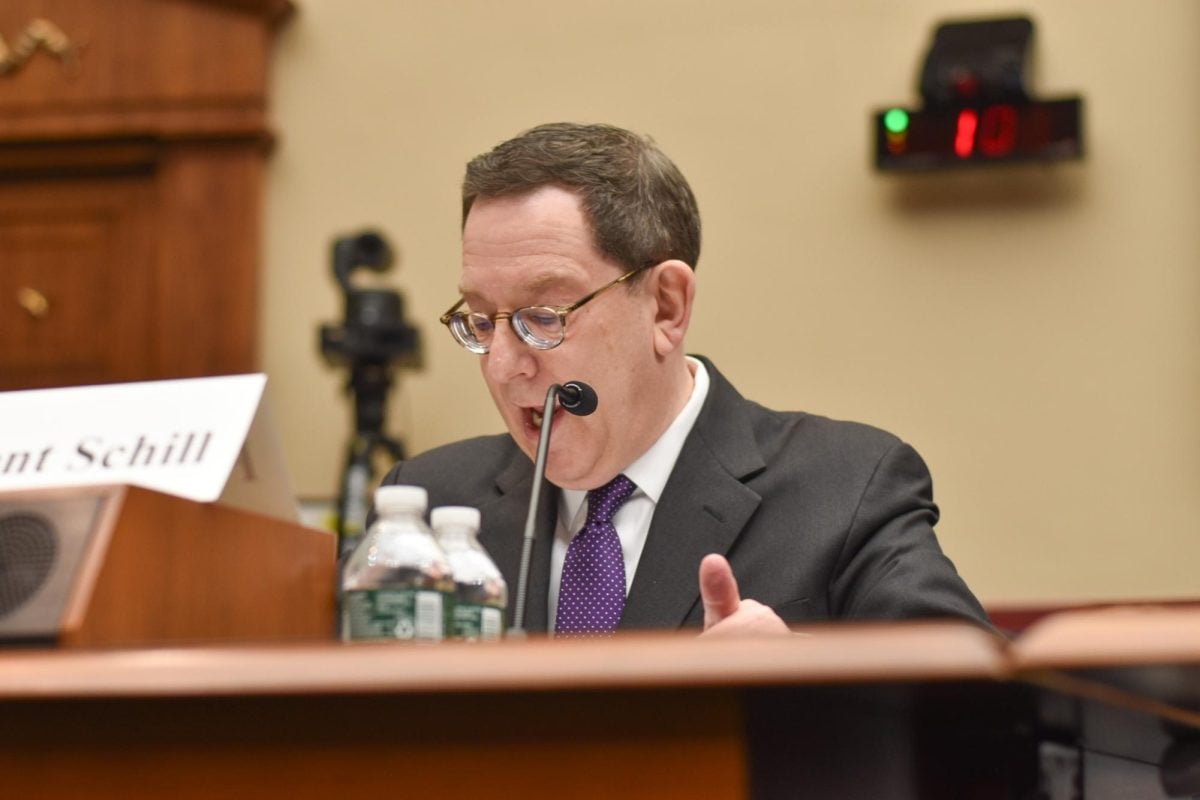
0, 374, 297, 521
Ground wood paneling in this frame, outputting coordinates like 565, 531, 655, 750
0, 0, 289, 390
0, 690, 747, 800
0, 1, 271, 115
0, 174, 156, 389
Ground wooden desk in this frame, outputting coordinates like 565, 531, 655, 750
0, 623, 1009, 799
1012, 607, 1200, 798
0, 618, 1196, 799
1012, 606, 1200, 722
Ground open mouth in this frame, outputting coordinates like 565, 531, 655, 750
526, 402, 565, 432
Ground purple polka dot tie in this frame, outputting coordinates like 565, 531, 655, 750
555, 474, 637, 636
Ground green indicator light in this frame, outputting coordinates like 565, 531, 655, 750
883, 108, 909, 134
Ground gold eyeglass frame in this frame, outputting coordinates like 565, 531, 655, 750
439, 264, 652, 353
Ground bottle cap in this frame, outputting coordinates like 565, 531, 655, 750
430, 505, 480, 532
373, 485, 428, 515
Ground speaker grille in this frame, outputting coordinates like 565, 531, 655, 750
0, 513, 59, 618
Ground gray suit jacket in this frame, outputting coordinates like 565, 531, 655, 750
380, 357, 989, 631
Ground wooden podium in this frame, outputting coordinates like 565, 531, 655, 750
0, 485, 335, 647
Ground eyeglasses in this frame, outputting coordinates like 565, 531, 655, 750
439, 265, 650, 354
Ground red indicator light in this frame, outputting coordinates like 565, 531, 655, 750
954, 109, 978, 158
979, 104, 1018, 157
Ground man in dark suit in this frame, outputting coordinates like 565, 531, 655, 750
382, 122, 988, 635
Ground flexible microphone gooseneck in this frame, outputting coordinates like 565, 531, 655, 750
509, 380, 598, 636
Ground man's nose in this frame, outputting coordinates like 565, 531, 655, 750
482, 321, 536, 383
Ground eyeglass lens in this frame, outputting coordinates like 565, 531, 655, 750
455, 307, 564, 353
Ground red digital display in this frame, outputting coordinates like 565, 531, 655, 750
874, 97, 1083, 171
955, 109, 978, 158
978, 105, 1018, 157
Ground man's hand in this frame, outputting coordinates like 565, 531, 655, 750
698, 554, 790, 636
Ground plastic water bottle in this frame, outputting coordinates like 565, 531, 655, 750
431, 506, 507, 641
341, 485, 454, 642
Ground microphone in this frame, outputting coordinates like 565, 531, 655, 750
558, 380, 598, 416
509, 380, 598, 637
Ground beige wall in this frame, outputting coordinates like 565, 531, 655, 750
262, 0, 1200, 605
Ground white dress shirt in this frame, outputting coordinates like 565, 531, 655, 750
548, 357, 710, 631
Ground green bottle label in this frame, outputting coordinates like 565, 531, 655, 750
344, 589, 449, 641
452, 603, 504, 641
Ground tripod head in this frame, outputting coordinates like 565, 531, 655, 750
320, 230, 420, 378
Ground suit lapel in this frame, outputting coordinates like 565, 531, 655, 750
620, 359, 766, 629
478, 450, 557, 632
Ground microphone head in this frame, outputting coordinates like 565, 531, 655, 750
558, 381, 598, 416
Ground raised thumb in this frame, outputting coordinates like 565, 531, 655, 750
699, 554, 741, 629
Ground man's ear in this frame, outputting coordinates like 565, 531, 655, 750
650, 260, 695, 357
